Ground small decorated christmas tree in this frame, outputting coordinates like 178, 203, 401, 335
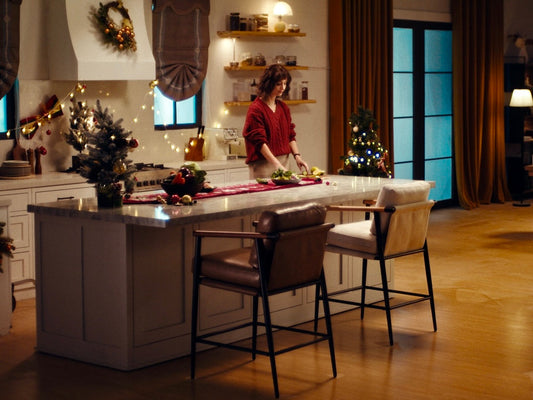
340, 106, 391, 178
78, 100, 139, 207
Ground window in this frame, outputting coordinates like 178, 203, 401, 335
153, 86, 202, 130
0, 82, 17, 140
393, 21, 454, 204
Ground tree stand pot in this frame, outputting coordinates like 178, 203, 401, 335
96, 184, 123, 208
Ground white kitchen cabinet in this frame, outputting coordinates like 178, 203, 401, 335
0, 181, 94, 300
0, 200, 11, 336
0, 189, 33, 299
33, 184, 95, 203
204, 166, 249, 185
226, 167, 249, 183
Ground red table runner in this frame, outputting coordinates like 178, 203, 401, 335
123, 178, 322, 204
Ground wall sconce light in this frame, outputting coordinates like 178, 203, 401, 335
273, 1, 293, 33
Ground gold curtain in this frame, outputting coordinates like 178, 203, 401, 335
328, 0, 393, 174
452, 0, 510, 208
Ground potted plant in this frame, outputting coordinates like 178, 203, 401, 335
78, 100, 139, 207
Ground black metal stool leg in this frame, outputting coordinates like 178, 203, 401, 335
379, 259, 394, 345
360, 259, 368, 319
313, 282, 320, 332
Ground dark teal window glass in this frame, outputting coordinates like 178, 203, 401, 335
0, 96, 6, 133
425, 158, 452, 201
425, 116, 452, 159
425, 74, 452, 115
154, 86, 202, 129
393, 118, 413, 163
394, 28, 413, 71
425, 30, 452, 72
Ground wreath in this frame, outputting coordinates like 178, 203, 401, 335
93, 1, 137, 52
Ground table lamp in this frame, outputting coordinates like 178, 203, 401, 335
510, 88, 533, 107
273, 1, 293, 33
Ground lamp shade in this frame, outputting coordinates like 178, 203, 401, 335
510, 89, 533, 107
273, 1, 293, 17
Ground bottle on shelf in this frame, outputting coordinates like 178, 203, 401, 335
300, 81, 309, 100
250, 79, 257, 101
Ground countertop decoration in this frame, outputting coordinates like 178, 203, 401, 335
78, 100, 138, 208
61, 93, 93, 172
92, 1, 137, 52
0, 222, 15, 274
340, 105, 392, 178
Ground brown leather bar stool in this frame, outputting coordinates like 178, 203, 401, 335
315, 181, 437, 345
190, 203, 336, 398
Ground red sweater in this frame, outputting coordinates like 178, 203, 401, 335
242, 98, 296, 164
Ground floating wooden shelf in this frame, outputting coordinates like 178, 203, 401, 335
224, 65, 309, 71
224, 99, 316, 107
217, 31, 306, 38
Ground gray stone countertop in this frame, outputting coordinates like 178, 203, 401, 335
27, 176, 418, 228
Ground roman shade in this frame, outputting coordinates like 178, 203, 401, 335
0, 0, 21, 98
152, 0, 209, 101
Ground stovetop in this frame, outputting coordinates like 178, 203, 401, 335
133, 163, 173, 192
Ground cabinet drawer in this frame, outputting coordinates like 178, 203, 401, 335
10, 214, 30, 249
0, 191, 30, 213
34, 186, 95, 204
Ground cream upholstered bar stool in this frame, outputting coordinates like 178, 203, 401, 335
190, 203, 337, 398
315, 181, 437, 345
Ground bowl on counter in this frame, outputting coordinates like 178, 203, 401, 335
161, 182, 204, 197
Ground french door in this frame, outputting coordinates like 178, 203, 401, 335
393, 20, 454, 204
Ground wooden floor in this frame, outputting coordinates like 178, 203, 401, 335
1, 202, 533, 399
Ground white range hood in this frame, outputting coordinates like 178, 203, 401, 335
47, 0, 155, 81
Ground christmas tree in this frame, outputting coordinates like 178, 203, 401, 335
340, 106, 391, 178
78, 100, 138, 199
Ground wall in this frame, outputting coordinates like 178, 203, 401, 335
3, 0, 329, 174
4, 0, 530, 174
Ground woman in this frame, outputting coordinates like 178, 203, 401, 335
242, 64, 309, 179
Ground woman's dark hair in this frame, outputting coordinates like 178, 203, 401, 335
257, 64, 292, 98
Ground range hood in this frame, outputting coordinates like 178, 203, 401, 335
47, 0, 155, 81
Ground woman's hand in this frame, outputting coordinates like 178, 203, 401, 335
294, 154, 309, 174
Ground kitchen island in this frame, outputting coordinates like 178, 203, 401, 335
28, 175, 414, 370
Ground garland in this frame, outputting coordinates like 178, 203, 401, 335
93, 1, 137, 52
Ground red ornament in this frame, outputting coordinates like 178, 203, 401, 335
129, 138, 139, 148
39, 146, 47, 156
46, 129, 52, 135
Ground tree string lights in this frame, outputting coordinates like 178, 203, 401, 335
340, 106, 392, 178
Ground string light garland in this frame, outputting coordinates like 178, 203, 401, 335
12, 80, 193, 158
9, 83, 87, 140
93, 1, 137, 52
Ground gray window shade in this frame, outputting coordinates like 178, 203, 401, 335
0, 0, 21, 99
153, 0, 209, 102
